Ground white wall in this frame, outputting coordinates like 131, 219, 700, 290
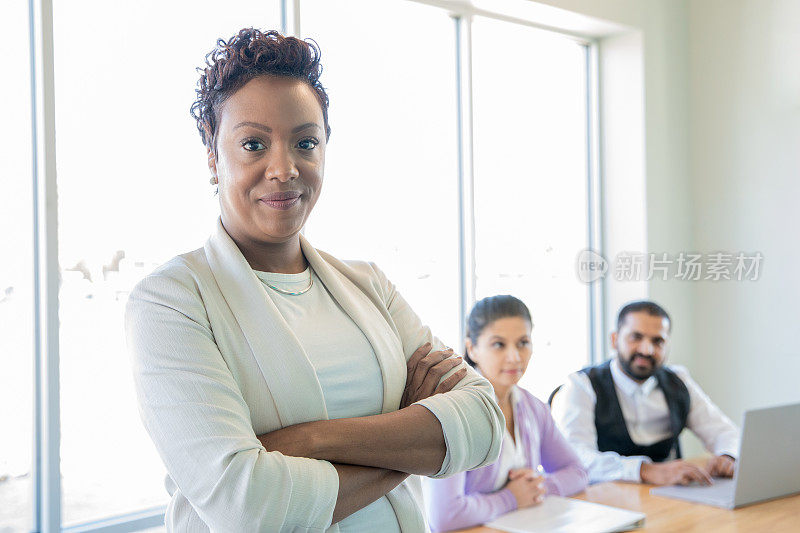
687, 0, 800, 423
533, 0, 696, 368
532, 0, 800, 453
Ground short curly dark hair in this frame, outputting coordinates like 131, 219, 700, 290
190, 28, 330, 156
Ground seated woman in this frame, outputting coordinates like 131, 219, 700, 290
424, 295, 588, 532
125, 29, 503, 532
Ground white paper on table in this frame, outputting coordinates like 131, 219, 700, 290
485, 495, 645, 533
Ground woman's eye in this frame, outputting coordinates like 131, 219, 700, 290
242, 139, 266, 151
492, 342, 504, 349
520, 340, 531, 347
297, 138, 319, 150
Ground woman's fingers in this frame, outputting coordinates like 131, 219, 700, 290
401, 344, 466, 407
416, 356, 462, 398
433, 367, 468, 395
406, 342, 432, 374
507, 468, 534, 481
408, 348, 453, 395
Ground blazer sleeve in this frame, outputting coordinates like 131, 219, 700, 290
423, 474, 517, 532
367, 262, 504, 478
125, 264, 339, 532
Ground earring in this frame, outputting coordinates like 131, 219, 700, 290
209, 176, 218, 185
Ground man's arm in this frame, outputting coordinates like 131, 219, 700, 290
675, 366, 741, 459
550, 373, 651, 483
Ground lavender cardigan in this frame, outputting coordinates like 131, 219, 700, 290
423, 386, 588, 532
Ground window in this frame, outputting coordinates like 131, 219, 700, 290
471, 17, 592, 399
300, 0, 461, 348
51, 0, 279, 527
0, 2, 34, 531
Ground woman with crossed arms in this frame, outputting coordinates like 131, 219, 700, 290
125, 29, 503, 532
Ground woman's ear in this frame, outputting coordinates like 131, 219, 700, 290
207, 147, 218, 183
465, 338, 474, 359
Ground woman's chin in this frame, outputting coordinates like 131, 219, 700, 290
495, 372, 523, 387
251, 222, 304, 243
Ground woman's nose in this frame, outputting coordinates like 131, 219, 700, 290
506, 348, 521, 362
265, 148, 299, 182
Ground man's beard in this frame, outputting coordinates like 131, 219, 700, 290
618, 352, 658, 380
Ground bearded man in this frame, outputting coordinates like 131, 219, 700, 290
551, 301, 740, 485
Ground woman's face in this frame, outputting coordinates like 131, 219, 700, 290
210, 75, 326, 246
467, 316, 533, 390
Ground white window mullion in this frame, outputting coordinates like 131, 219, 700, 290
281, 0, 301, 37
454, 14, 476, 346
587, 41, 605, 364
29, 0, 61, 531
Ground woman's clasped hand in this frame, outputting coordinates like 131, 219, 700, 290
505, 468, 547, 507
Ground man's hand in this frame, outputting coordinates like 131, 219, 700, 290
640, 460, 713, 486
705, 455, 735, 478
400, 342, 467, 409
505, 468, 546, 508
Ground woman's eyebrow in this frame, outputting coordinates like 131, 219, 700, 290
292, 122, 322, 133
231, 121, 320, 133
233, 121, 271, 132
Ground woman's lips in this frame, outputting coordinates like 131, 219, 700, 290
259, 191, 301, 210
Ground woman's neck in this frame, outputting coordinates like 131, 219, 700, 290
223, 221, 307, 273
493, 383, 513, 409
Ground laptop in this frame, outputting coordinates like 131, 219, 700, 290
650, 401, 800, 509
486, 496, 645, 533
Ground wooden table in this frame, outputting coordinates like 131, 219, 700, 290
456, 481, 800, 532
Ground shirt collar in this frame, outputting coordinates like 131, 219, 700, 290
610, 357, 658, 396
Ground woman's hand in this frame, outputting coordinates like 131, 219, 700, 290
400, 342, 467, 409
506, 468, 547, 508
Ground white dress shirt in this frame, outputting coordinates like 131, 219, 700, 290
551, 358, 740, 483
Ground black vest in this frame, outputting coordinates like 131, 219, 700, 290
581, 360, 690, 462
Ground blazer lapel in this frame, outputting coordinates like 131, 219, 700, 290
300, 236, 406, 414
204, 218, 327, 427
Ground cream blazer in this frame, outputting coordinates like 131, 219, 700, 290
125, 218, 504, 532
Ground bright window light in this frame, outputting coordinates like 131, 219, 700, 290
301, 0, 461, 348
51, 1, 279, 526
0, 2, 34, 531
471, 15, 591, 400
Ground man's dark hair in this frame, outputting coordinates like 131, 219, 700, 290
616, 300, 671, 331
